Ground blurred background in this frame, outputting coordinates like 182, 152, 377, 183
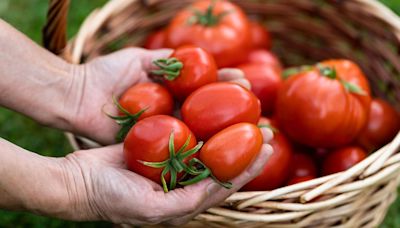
0, 0, 399, 227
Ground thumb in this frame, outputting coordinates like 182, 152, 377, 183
140, 48, 174, 72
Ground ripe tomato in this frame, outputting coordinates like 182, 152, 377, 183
238, 63, 282, 115
249, 21, 271, 49
358, 98, 400, 152
182, 82, 261, 140
322, 146, 367, 175
153, 46, 217, 100
276, 59, 371, 148
200, 123, 263, 182
242, 117, 293, 191
290, 152, 317, 179
124, 115, 197, 185
287, 175, 315, 185
119, 82, 173, 119
242, 49, 282, 73
143, 30, 166, 49
165, 0, 250, 67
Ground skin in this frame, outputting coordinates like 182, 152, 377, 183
165, 0, 250, 67
322, 146, 367, 175
276, 60, 371, 148
164, 46, 218, 99
357, 98, 400, 152
0, 19, 275, 225
182, 82, 261, 141
119, 82, 174, 119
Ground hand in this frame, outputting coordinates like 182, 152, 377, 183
68, 48, 252, 145
58, 128, 273, 225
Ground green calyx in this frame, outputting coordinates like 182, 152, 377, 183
107, 96, 147, 142
258, 124, 279, 133
141, 132, 232, 192
317, 64, 367, 96
152, 58, 183, 81
187, 0, 230, 27
282, 65, 313, 80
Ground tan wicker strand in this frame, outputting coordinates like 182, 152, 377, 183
43, 0, 400, 227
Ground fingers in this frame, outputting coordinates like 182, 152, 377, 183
140, 48, 174, 72
218, 68, 251, 90
260, 127, 274, 143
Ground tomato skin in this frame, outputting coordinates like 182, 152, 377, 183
290, 152, 317, 179
165, 0, 250, 67
242, 49, 282, 73
182, 82, 261, 140
249, 21, 271, 49
143, 30, 166, 49
200, 123, 263, 181
358, 99, 400, 152
322, 146, 367, 175
242, 117, 293, 191
238, 63, 282, 115
119, 82, 173, 119
124, 115, 197, 184
276, 59, 371, 148
166, 46, 217, 100
287, 175, 315, 185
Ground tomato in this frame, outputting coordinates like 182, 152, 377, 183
238, 63, 282, 115
119, 82, 173, 119
199, 123, 263, 181
287, 175, 315, 185
290, 152, 317, 179
357, 98, 400, 152
124, 115, 197, 186
242, 49, 282, 73
322, 146, 367, 175
242, 117, 293, 191
182, 82, 261, 140
153, 46, 217, 100
249, 21, 271, 49
276, 59, 371, 148
143, 30, 166, 49
165, 0, 250, 67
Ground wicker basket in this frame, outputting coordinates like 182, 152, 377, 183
43, 0, 400, 227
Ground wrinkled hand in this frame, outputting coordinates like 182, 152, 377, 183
59, 127, 273, 225
68, 48, 251, 145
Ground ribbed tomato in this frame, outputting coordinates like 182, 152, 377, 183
276, 59, 371, 148
200, 123, 263, 182
181, 82, 261, 140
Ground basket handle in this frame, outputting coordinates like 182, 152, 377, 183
42, 0, 70, 55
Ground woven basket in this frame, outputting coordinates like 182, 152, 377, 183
43, 0, 400, 227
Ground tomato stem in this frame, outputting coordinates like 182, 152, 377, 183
187, 0, 230, 27
282, 65, 313, 79
317, 65, 337, 79
152, 58, 183, 81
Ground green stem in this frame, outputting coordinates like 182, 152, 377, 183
151, 58, 183, 81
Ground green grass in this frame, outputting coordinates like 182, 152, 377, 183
0, 0, 400, 227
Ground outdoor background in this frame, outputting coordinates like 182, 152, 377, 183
0, 0, 399, 227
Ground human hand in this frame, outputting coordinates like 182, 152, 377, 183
57, 127, 273, 225
67, 48, 251, 145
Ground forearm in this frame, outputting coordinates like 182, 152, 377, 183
0, 20, 82, 131
0, 138, 71, 217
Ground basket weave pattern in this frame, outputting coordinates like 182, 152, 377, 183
43, 0, 400, 227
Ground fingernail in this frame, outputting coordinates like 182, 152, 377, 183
206, 182, 220, 195
260, 128, 274, 143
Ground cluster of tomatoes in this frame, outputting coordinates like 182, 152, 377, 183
114, 0, 400, 192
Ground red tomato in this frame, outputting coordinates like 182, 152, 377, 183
143, 30, 166, 49
276, 59, 371, 148
153, 46, 217, 100
124, 115, 197, 185
287, 175, 315, 185
249, 21, 271, 49
290, 152, 317, 179
200, 123, 263, 181
242, 117, 293, 191
182, 82, 261, 140
165, 0, 250, 67
358, 98, 400, 151
238, 63, 282, 115
243, 49, 282, 73
322, 146, 367, 175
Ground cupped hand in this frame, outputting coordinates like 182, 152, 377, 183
59, 127, 273, 225
68, 48, 251, 145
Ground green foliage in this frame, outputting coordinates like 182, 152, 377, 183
0, 0, 399, 227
